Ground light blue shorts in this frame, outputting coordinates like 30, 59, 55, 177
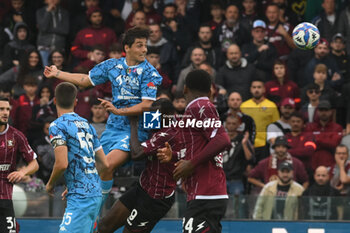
100, 126, 149, 153
59, 196, 102, 233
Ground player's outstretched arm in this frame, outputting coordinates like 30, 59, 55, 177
44, 65, 92, 88
129, 116, 146, 160
173, 127, 231, 181
46, 146, 68, 195
95, 148, 109, 175
99, 98, 153, 116
7, 159, 39, 183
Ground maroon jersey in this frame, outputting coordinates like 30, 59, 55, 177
0, 125, 37, 199
140, 127, 179, 199
180, 97, 228, 201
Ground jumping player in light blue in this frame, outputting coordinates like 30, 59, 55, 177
46, 82, 109, 233
43, 26, 162, 220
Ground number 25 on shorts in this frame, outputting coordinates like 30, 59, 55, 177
62, 212, 72, 226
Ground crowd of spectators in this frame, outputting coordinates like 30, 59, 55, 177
2, 0, 350, 220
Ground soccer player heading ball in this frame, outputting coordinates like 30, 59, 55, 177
44, 26, 162, 210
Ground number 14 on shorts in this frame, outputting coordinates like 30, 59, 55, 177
183, 218, 207, 233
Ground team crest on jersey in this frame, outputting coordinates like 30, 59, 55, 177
137, 68, 143, 75
7, 139, 14, 148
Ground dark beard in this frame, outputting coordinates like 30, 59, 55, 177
200, 40, 211, 46
0, 120, 7, 125
280, 177, 292, 184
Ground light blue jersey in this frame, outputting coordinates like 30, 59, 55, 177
49, 112, 102, 198
88, 57, 162, 152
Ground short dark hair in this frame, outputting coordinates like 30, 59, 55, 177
199, 23, 211, 30
109, 43, 123, 53
23, 75, 38, 86
306, 83, 320, 91
290, 111, 304, 121
185, 70, 212, 94
55, 82, 78, 109
0, 97, 9, 103
91, 44, 105, 53
122, 26, 149, 52
0, 84, 12, 94
151, 98, 175, 115
336, 144, 349, 154
147, 46, 161, 55
156, 89, 173, 100
266, 3, 280, 10
173, 91, 185, 100
210, 0, 223, 9
90, 98, 102, 106
163, 3, 177, 11
251, 78, 265, 86
273, 59, 286, 67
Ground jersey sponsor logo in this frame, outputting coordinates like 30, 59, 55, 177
147, 82, 157, 90
85, 167, 98, 174
82, 156, 95, 164
0, 164, 10, 171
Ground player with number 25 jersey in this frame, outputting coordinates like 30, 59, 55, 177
47, 82, 108, 233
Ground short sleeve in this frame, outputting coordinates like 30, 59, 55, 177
16, 130, 37, 163
271, 105, 280, 122
140, 64, 162, 100
266, 124, 283, 141
88, 59, 115, 86
49, 122, 67, 149
90, 124, 102, 152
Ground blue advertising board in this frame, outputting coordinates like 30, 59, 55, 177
18, 219, 350, 233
